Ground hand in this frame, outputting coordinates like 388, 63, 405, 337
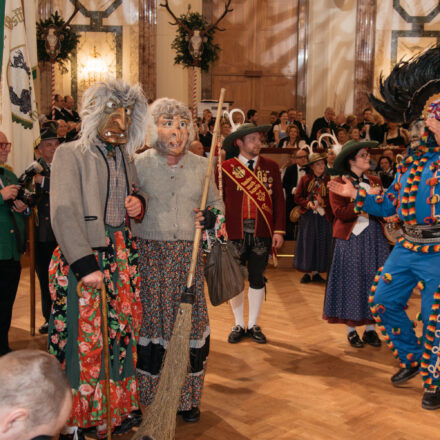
34, 174, 43, 184
272, 233, 284, 249
0, 185, 19, 201
193, 208, 204, 229
125, 195, 142, 218
81, 271, 104, 290
12, 200, 28, 213
426, 118, 440, 145
328, 176, 357, 199
307, 201, 315, 210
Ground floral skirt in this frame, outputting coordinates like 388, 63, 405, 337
136, 239, 210, 411
48, 225, 142, 432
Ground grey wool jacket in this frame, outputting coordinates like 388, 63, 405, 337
135, 149, 224, 241
50, 140, 147, 279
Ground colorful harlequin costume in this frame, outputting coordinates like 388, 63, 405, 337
49, 80, 148, 438
336, 47, 440, 407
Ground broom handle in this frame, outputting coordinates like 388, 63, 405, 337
77, 281, 112, 440
186, 88, 226, 288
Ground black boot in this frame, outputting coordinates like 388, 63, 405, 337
59, 428, 85, 440
422, 387, 440, 410
178, 406, 200, 423
391, 365, 419, 386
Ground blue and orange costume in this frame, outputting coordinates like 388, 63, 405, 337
349, 46, 440, 409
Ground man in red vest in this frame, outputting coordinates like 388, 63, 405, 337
220, 123, 286, 344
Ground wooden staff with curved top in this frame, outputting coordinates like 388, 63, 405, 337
77, 281, 112, 440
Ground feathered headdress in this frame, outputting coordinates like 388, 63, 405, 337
369, 46, 440, 124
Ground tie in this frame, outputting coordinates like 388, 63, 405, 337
248, 159, 254, 171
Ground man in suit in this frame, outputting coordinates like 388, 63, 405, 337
62, 95, 81, 123
310, 107, 337, 141
220, 123, 286, 344
288, 108, 309, 143
34, 126, 60, 334
0, 132, 28, 355
357, 107, 385, 143
282, 149, 309, 239
46, 94, 65, 121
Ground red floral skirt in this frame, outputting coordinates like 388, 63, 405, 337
48, 226, 142, 434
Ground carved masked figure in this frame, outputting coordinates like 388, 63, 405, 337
49, 79, 148, 439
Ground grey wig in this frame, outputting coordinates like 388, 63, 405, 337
78, 79, 148, 156
147, 97, 195, 153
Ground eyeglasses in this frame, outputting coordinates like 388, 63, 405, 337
357, 151, 370, 159
0, 142, 11, 152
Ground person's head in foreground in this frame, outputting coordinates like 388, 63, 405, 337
0, 350, 72, 440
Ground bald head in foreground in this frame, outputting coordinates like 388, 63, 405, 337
0, 350, 72, 440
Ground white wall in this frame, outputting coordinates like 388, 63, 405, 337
306, 0, 357, 126
156, 0, 202, 103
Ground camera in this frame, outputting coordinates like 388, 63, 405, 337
9, 158, 50, 208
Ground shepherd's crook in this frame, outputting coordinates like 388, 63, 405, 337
77, 281, 112, 440
132, 88, 226, 440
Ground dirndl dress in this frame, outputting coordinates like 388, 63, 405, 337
294, 210, 332, 272
48, 225, 142, 434
323, 220, 389, 325
136, 239, 209, 411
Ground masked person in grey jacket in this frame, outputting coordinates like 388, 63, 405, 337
49, 79, 148, 440
135, 98, 224, 424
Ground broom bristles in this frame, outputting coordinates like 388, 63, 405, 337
131, 303, 193, 440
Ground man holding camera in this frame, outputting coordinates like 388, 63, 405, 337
0, 131, 28, 356
34, 126, 60, 334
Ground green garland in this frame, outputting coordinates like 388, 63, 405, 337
170, 9, 221, 71
37, 11, 80, 73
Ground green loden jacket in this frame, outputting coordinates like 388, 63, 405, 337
0, 166, 25, 261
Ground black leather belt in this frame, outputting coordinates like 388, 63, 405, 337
402, 224, 440, 243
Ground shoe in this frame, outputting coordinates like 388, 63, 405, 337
39, 322, 49, 334
300, 273, 311, 284
113, 415, 138, 435
347, 330, 364, 348
178, 406, 200, 423
246, 325, 267, 344
422, 388, 440, 410
362, 330, 381, 347
391, 365, 419, 386
312, 273, 326, 283
59, 429, 85, 440
228, 325, 246, 344
126, 409, 142, 427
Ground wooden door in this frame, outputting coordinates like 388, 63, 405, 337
204, 0, 299, 123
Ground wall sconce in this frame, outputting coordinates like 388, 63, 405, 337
79, 46, 108, 89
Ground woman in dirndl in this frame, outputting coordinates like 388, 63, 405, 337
294, 153, 333, 283
323, 140, 390, 348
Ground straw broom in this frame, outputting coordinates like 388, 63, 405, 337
132, 88, 226, 440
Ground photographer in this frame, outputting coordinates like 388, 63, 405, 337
0, 131, 28, 356
34, 127, 59, 334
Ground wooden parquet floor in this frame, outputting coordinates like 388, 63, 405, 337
9, 257, 439, 440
